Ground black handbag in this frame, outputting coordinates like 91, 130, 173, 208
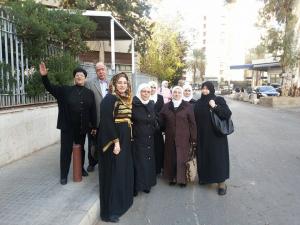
210, 109, 234, 135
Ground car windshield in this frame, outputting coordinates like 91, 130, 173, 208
259, 86, 276, 92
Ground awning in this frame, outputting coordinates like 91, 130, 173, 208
252, 62, 281, 71
82, 10, 133, 41
230, 64, 253, 70
230, 62, 281, 71
81, 10, 135, 92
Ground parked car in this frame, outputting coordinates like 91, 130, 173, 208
253, 86, 280, 98
271, 83, 282, 96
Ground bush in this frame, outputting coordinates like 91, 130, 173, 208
25, 53, 79, 97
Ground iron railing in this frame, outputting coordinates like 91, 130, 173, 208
0, 92, 56, 109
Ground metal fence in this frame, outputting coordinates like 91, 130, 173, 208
0, 92, 56, 108
0, 10, 29, 98
0, 9, 61, 109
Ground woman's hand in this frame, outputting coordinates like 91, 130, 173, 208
39, 62, 48, 76
209, 100, 216, 108
91, 129, 97, 137
113, 141, 121, 155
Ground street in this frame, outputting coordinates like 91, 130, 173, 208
98, 99, 300, 225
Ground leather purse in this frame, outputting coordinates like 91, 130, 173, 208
210, 109, 234, 135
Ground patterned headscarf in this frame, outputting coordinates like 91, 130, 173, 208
109, 72, 132, 105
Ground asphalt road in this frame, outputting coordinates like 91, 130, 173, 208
98, 99, 300, 225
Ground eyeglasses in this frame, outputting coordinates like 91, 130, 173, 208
150, 86, 156, 89
141, 90, 151, 93
75, 73, 85, 77
184, 89, 191, 92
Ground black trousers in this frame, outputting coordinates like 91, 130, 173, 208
60, 130, 86, 179
87, 129, 98, 167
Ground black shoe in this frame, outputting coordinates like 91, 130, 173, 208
60, 178, 67, 185
102, 215, 119, 223
134, 190, 138, 197
199, 181, 206, 185
82, 169, 89, 177
218, 184, 227, 196
169, 181, 176, 186
179, 183, 186, 188
143, 189, 150, 193
87, 165, 95, 172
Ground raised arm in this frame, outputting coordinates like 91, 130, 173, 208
39, 62, 63, 99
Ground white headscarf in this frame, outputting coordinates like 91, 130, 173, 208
172, 86, 183, 108
148, 81, 158, 103
182, 84, 194, 102
136, 83, 151, 105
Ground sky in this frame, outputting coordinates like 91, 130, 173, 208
150, 0, 264, 53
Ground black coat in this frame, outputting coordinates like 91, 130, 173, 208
132, 96, 157, 191
194, 96, 232, 183
154, 94, 164, 115
42, 76, 96, 133
153, 94, 165, 174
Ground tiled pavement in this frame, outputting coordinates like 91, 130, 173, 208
0, 143, 100, 225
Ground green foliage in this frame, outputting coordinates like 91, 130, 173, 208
245, 44, 266, 63
4, 0, 96, 61
62, 0, 153, 55
139, 23, 189, 85
25, 53, 79, 97
258, 0, 299, 70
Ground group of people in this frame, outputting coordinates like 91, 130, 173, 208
39, 62, 232, 223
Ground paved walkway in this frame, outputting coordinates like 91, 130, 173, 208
1, 98, 300, 225
0, 143, 100, 225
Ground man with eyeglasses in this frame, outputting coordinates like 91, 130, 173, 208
39, 63, 97, 185
85, 62, 109, 172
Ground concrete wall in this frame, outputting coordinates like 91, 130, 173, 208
259, 97, 300, 108
0, 104, 60, 167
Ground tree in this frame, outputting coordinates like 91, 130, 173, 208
188, 48, 206, 84
25, 53, 79, 96
2, 0, 97, 96
61, 0, 153, 55
139, 23, 188, 85
258, 0, 299, 96
4, 0, 96, 60
245, 44, 266, 64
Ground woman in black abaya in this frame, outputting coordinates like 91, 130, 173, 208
98, 72, 134, 223
149, 81, 165, 174
194, 81, 232, 195
132, 83, 157, 196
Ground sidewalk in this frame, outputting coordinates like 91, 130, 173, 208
0, 143, 100, 225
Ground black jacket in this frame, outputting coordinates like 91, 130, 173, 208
42, 76, 96, 133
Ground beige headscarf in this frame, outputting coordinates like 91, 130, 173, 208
136, 83, 151, 104
149, 81, 158, 103
172, 86, 183, 108
182, 84, 194, 102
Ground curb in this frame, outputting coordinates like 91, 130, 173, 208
78, 199, 100, 225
